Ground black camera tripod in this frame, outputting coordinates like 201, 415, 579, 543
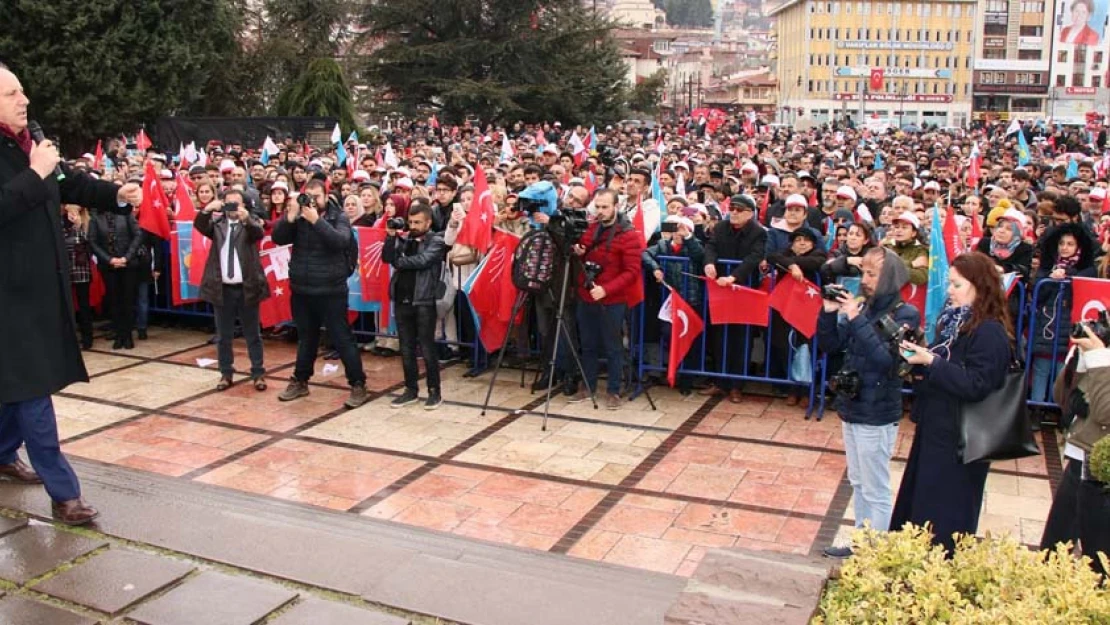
480, 253, 596, 430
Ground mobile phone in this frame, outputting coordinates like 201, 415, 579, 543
661, 222, 679, 233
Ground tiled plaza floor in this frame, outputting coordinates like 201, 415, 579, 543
54, 328, 1058, 576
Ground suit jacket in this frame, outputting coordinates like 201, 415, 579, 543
194, 210, 270, 307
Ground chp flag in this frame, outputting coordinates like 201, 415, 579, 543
659, 287, 705, 387
1071, 277, 1110, 325
259, 245, 293, 327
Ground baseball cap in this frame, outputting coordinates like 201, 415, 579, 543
785, 194, 808, 209
893, 212, 920, 229
836, 186, 857, 201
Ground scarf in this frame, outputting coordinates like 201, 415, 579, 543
989, 222, 1022, 259
1055, 252, 1081, 272
931, 305, 971, 361
0, 123, 32, 156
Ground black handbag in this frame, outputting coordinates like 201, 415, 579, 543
958, 358, 1041, 464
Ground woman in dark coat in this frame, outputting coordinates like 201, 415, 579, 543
821, 221, 875, 284
87, 207, 142, 349
894, 252, 1015, 552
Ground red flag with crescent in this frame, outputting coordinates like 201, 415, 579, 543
664, 287, 704, 387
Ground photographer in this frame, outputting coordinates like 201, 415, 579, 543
643, 215, 704, 394
817, 247, 919, 558
272, 180, 369, 409
1041, 322, 1110, 576
569, 189, 645, 409
194, 189, 269, 392
383, 201, 447, 410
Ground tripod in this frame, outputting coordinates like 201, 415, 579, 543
480, 255, 596, 430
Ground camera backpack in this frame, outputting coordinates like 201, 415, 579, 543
512, 229, 560, 294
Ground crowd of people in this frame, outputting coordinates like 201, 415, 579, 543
32, 108, 1110, 566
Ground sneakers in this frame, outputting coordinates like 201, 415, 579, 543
278, 378, 310, 402
568, 389, 592, 403
425, 392, 443, 411
605, 393, 622, 410
345, 383, 371, 409
390, 389, 419, 409
822, 545, 853, 559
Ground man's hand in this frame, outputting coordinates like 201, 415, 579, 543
822, 299, 840, 313
110, 257, 127, 268
846, 256, 863, 267
653, 269, 664, 283
589, 284, 607, 301
838, 293, 860, 320
236, 207, 250, 222
286, 203, 300, 223
789, 265, 804, 282
532, 212, 550, 225
302, 204, 319, 224
29, 138, 60, 180
204, 200, 222, 214
117, 182, 142, 206
152, 271, 160, 281
716, 276, 736, 287
704, 264, 718, 280
572, 244, 586, 256
1074, 324, 1107, 352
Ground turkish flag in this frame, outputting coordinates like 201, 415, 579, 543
901, 283, 927, 318
92, 140, 104, 172
632, 195, 646, 241
87, 260, 105, 312
768, 277, 823, 339
357, 226, 391, 328
1071, 277, 1110, 324
138, 162, 171, 240
135, 129, 152, 152
259, 246, 293, 327
942, 206, 961, 261
456, 163, 494, 252
869, 68, 885, 92
704, 279, 770, 326
665, 287, 705, 387
467, 231, 521, 351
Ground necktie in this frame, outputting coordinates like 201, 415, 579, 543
227, 222, 237, 280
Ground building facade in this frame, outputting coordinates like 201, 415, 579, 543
1048, 0, 1110, 125
770, 0, 978, 126
970, 0, 1053, 122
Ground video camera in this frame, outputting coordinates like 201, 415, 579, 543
875, 313, 925, 378
548, 208, 590, 245
1072, 309, 1110, 344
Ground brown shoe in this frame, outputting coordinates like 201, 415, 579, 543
784, 396, 799, 407
698, 385, 725, 397
728, 389, 743, 404
0, 459, 41, 484
278, 378, 310, 402
51, 499, 99, 526
606, 393, 622, 410
344, 383, 370, 409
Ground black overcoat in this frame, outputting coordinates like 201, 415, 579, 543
0, 139, 127, 403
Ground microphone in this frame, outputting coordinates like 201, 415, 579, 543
27, 121, 65, 182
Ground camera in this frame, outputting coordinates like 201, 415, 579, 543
875, 313, 925, 377
660, 222, 679, 234
582, 261, 602, 289
822, 284, 849, 301
828, 368, 861, 399
597, 145, 621, 168
548, 208, 590, 245
297, 193, 312, 207
387, 217, 406, 231
1071, 309, 1110, 344
222, 201, 239, 214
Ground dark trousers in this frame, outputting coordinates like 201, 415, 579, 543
103, 268, 137, 339
291, 293, 365, 386
396, 302, 440, 394
536, 299, 577, 378
709, 324, 749, 391
135, 280, 151, 331
0, 397, 79, 502
1041, 459, 1082, 551
1042, 458, 1110, 576
213, 284, 265, 378
73, 281, 93, 345
1079, 477, 1110, 577
576, 301, 627, 395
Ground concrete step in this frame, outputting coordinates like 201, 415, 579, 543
0, 459, 684, 625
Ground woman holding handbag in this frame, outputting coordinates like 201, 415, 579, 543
894, 252, 1016, 552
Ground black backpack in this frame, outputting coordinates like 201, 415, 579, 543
512, 229, 560, 294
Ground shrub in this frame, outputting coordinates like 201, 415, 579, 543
1090, 436, 1110, 485
814, 525, 1110, 624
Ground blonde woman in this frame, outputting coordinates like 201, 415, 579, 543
63, 205, 94, 349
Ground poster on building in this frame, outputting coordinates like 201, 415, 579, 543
1057, 0, 1106, 46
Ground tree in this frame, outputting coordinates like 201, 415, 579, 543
360, 0, 629, 125
275, 59, 360, 131
628, 70, 667, 116
0, 0, 240, 150
664, 0, 714, 28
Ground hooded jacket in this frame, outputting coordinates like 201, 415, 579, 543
1031, 222, 1097, 355
817, 248, 921, 426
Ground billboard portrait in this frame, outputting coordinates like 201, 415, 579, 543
1058, 0, 1106, 46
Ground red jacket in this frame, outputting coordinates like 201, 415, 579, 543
576, 220, 645, 307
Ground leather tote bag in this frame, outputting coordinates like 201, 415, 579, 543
958, 359, 1041, 464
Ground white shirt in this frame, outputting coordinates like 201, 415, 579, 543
220, 220, 243, 285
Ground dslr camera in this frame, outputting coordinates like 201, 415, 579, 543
582, 261, 603, 289
875, 314, 925, 378
828, 368, 861, 399
296, 193, 312, 207
387, 216, 406, 231
822, 284, 850, 301
1071, 309, 1110, 344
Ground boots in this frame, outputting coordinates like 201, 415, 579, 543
278, 378, 310, 402
52, 499, 99, 526
344, 383, 370, 409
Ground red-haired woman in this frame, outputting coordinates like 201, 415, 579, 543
893, 252, 1016, 552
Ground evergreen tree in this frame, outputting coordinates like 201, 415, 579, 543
0, 0, 240, 149
628, 70, 667, 115
275, 58, 360, 131
360, 0, 629, 125
664, 0, 714, 28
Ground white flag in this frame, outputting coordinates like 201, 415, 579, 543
676, 172, 686, 197
1005, 119, 1021, 136
500, 134, 514, 163
184, 141, 198, 164
383, 142, 399, 169
568, 132, 586, 156
330, 123, 342, 145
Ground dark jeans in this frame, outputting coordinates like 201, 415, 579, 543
135, 280, 151, 331
536, 299, 577, 378
396, 302, 440, 394
1079, 476, 1110, 577
73, 281, 92, 344
214, 285, 265, 378
102, 268, 137, 339
576, 301, 626, 395
1041, 459, 1082, 552
0, 397, 79, 502
291, 292, 365, 386
709, 324, 749, 391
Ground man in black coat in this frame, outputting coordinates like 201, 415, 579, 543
0, 64, 143, 525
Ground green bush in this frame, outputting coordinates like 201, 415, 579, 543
1090, 436, 1110, 485
814, 525, 1110, 624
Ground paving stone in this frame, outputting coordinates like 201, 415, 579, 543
0, 595, 99, 625
33, 549, 194, 615
269, 598, 410, 625
0, 515, 27, 538
128, 571, 297, 625
0, 526, 107, 584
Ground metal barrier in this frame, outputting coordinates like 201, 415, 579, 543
1024, 277, 1071, 410
635, 257, 830, 420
